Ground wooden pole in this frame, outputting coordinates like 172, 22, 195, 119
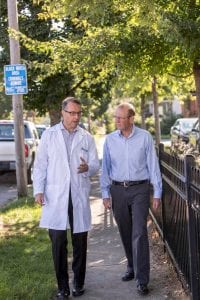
7, 0, 27, 196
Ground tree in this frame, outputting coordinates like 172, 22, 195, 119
0, 94, 12, 119
15, 1, 119, 122
0, 0, 11, 117
4, 0, 199, 134
153, 0, 200, 129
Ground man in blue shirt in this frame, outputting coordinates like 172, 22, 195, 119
100, 103, 162, 296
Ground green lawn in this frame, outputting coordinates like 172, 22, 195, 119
0, 191, 71, 300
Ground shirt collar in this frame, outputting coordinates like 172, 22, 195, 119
118, 125, 135, 138
60, 121, 78, 133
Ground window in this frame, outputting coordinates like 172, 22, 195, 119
0, 124, 14, 139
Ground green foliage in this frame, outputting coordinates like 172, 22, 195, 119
24, 70, 75, 115
155, 1, 200, 74
104, 112, 115, 134
0, 95, 12, 119
19, 2, 115, 119
2, 0, 200, 123
145, 116, 156, 135
0, 73, 13, 118
160, 113, 182, 135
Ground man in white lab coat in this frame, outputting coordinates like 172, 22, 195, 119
33, 97, 99, 299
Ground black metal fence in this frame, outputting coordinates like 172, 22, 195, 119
150, 144, 200, 300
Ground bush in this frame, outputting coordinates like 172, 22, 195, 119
104, 113, 115, 134
160, 113, 182, 135
145, 116, 156, 135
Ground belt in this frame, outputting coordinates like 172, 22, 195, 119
112, 180, 149, 188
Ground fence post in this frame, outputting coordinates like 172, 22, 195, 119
185, 155, 199, 300
158, 143, 165, 248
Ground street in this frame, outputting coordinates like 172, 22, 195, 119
0, 172, 17, 207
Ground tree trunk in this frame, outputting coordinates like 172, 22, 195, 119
152, 76, 161, 146
49, 109, 61, 126
193, 61, 200, 131
141, 94, 146, 129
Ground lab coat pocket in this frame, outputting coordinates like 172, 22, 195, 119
80, 176, 91, 195
44, 184, 59, 204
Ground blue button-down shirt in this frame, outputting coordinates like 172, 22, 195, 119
100, 126, 162, 199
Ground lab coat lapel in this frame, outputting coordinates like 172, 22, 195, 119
56, 124, 69, 165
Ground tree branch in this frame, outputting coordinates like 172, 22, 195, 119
67, 77, 86, 95
168, 72, 193, 78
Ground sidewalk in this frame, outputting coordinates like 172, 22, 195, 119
0, 184, 17, 208
0, 172, 17, 208
71, 175, 189, 300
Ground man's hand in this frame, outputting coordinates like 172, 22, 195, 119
103, 198, 112, 209
78, 157, 89, 173
35, 193, 45, 206
152, 198, 161, 210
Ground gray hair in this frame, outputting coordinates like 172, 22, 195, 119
61, 97, 81, 110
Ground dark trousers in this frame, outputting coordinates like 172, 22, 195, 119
49, 192, 88, 290
110, 182, 150, 285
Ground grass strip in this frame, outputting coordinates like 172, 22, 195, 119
0, 191, 71, 300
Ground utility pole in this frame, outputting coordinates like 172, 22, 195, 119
7, 0, 28, 196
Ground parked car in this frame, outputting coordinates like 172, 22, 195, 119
170, 118, 198, 145
0, 120, 39, 183
189, 119, 200, 151
35, 124, 47, 139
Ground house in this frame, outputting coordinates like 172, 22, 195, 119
148, 97, 197, 118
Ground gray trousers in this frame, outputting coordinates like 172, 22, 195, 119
110, 182, 150, 285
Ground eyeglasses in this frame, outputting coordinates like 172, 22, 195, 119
64, 110, 82, 117
113, 115, 130, 120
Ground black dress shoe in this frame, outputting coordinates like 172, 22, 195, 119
137, 284, 149, 295
72, 286, 85, 297
121, 271, 135, 281
56, 288, 70, 299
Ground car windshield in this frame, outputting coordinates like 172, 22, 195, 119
0, 124, 31, 139
36, 126, 46, 138
0, 124, 14, 139
180, 120, 197, 132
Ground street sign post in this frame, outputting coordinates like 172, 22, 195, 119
4, 64, 28, 95
7, 0, 28, 197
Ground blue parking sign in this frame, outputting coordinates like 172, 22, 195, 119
4, 64, 28, 95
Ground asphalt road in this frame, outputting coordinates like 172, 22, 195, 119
0, 172, 17, 207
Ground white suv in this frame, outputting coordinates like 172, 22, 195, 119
0, 120, 39, 183
170, 118, 198, 145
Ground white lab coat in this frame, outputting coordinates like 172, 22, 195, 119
33, 123, 99, 232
